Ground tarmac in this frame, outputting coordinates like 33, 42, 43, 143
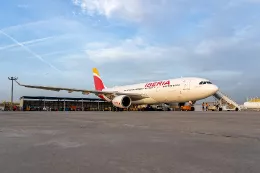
0, 111, 260, 173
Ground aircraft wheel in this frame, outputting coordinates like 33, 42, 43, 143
191, 107, 195, 111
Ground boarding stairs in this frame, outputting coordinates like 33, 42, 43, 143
213, 91, 241, 111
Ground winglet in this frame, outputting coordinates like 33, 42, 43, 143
15, 80, 22, 86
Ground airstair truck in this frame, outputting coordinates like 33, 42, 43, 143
213, 91, 240, 111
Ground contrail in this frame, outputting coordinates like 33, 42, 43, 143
0, 30, 62, 73
26, 48, 85, 58
0, 36, 55, 50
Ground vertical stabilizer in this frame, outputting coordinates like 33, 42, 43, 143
92, 68, 105, 91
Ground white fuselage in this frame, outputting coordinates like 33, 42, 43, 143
103, 77, 219, 105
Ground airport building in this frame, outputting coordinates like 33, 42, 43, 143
20, 96, 113, 111
18, 96, 167, 111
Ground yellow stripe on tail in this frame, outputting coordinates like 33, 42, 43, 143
92, 67, 106, 91
92, 67, 100, 77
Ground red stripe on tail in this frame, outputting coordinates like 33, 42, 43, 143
92, 68, 106, 100
93, 75, 105, 91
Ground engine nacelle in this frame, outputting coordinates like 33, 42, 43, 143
112, 95, 131, 108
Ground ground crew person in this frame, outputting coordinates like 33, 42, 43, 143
206, 103, 208, 111
202, 102, 205, 111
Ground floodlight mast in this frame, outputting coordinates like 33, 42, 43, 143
8, 76, 18, 110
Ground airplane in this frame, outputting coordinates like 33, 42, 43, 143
15, 68, 219, 110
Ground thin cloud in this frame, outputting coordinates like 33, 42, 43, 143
35, 48, 85, 57
72, 0, 168, 23
85, 37, 186, 63
0, 16, 63, 32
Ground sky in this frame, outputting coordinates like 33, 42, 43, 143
0, 0, 260, 104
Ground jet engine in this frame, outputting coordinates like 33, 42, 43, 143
112, 95, 131, 108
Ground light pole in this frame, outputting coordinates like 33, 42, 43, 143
8, 76, 18, 110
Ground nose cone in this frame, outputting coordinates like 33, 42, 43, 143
209, 84, 219, 94
202, 84, 219, 96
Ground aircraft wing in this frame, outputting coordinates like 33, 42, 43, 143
15, 81, 149, 100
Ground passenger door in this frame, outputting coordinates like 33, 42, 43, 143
183, 80, 191, 90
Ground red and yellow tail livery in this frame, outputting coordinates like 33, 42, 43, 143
92, 68, 105, 91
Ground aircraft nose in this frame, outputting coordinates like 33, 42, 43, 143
200, 84, 219, 96
210, 84, 219, 94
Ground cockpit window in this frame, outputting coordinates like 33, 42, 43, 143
199, 81, 212, 85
